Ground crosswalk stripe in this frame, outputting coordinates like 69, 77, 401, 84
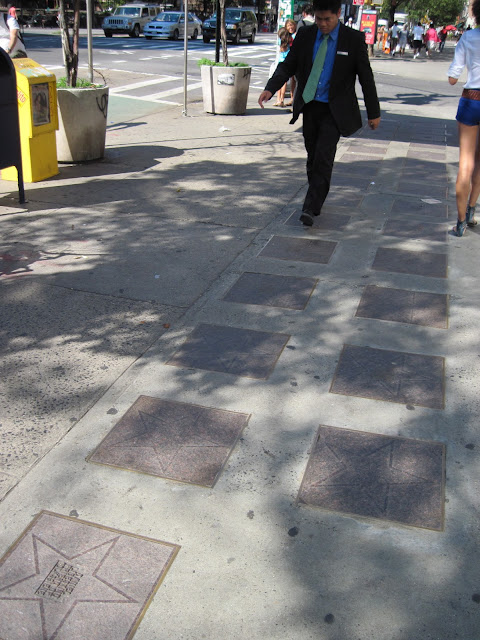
142, 81, 203, 99
110, 76, 178, 93
112, 94, 181, 105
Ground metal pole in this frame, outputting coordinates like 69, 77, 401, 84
17, 163, 25, 205
86, 0, 93, 83
215, 0, 220, 63
183, 0, 188, 115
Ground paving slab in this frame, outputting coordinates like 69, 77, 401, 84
88, 396, 250, 487
284, 211, 351, 230
390, 196, 449, 219
0, 511, 179, 640
222, 271, 318, 310
330, 344, 445, 409
259, 236, 337, 264
298, 425, 445, 530
395, 180, 449, 199
372, 247, 448, 278
166, 323, 290, 379
355, 284, 448, 329
382, 218, 447, 242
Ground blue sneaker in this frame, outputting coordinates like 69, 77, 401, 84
453, 219, 467, 236
466, 205, 477, 227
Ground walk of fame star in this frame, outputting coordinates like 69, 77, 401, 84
88, 396, 250, 486
299, 426, 445, 530
0, 512, 179, 640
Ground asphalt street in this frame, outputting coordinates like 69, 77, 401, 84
22, 29, 278, 105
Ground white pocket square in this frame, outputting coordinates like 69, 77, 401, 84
337, 51, 348, 55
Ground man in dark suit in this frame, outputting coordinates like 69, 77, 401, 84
258, 0, 380, 226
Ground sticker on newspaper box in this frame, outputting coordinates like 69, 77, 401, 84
32, 83, 50, 126
217, 73, 235, 86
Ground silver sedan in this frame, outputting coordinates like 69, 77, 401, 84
143, 12, 202, 40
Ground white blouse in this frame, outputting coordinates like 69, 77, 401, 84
448, 28, 480, 89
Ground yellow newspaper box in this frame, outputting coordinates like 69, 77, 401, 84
2, 58, 58, 183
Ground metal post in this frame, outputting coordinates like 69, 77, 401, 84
86, 0, 93, 84
183, 0, 188, 116
215, 0, 220, 63
17, 163, 25, 205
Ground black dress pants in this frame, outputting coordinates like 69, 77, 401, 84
302, 101, 341, 215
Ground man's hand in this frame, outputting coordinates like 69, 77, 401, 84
258, 90, 273, 108
368, 117, 381, 130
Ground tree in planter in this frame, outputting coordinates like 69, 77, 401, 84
219, 0, 228, 66
58, 0, 80, 87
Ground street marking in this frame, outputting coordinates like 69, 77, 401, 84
141, 81, 203, 99
110, 76, 179, 93
229, 50, 272, 58
96, 49, 135, 55
112, 93, 181, 105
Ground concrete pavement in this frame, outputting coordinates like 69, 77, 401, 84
1, 46, 479, 639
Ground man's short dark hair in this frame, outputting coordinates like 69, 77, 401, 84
312, 0, 341, 14
302, 3, 313, 16
473, 0, 480, 24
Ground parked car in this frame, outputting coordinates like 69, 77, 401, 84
25, 12, 58, 27
102, 3, 159, 38
143, 12, 201, 40
202, 8, 257, 44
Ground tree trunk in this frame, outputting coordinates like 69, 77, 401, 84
58, 0, 80, 87
220, 0, 228, 65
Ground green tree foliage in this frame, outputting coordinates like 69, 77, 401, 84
381, 0, 463, 25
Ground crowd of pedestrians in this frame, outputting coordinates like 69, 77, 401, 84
381, 21, 456, 58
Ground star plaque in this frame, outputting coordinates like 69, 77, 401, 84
0, 511, 180, 640
298, 426, 445, 530
88, 396, 250, 487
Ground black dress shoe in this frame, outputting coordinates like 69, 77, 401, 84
300, 211, 314, 226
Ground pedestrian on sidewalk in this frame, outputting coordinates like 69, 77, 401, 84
412, 22, 424, 58
376, 24, 385, 51
0, 7, 26, 58
284, 18, 297, 106
438, 26, 447, 52
296, 4, 314, 30
425, 23, 439, 57
398, 26, 408, 57
447, 0, 480, 236
273, 27, 290, 106
390, 20, 399, 56
257, 0, 380, 227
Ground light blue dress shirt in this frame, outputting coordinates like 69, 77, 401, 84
312, 22, 340, 103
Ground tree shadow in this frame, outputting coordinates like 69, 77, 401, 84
1, 107, 478, 638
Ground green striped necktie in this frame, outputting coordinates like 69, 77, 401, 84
302, 34, 329, 103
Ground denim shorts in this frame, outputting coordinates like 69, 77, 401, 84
456, 97, 480, 126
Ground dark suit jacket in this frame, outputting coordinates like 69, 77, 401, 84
265, 23, 380, 137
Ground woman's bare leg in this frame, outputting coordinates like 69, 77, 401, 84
456, 122, 480, 221
468, 128, 480, 207
276, 83, 286, 105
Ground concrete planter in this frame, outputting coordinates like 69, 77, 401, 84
200, 65, 251, 115
56, 86, 109, 163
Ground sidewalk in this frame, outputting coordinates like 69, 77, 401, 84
1, 54, 479, 640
